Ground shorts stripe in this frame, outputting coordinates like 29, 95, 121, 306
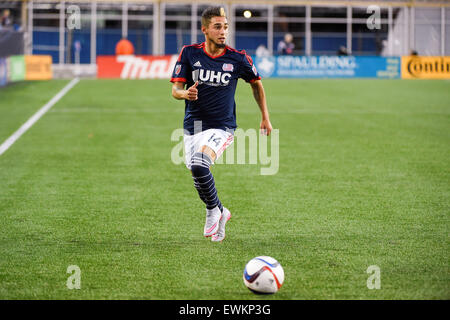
216, 134, 234, 158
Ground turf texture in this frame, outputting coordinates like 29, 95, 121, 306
0, 79, 448, 299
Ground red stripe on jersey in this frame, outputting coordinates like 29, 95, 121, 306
177, 44, 202, 62
245, 54, 253, 66
226, 46, 246, 55
249, 77, 261, 83
170, 77, 187, 83
226, 46, 254, 65
201, 42, 227, 59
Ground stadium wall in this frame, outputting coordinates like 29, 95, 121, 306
2, 54, 449, 82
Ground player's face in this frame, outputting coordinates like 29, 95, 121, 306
203, 16, 228, 48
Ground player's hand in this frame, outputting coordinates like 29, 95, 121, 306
260, 118, 273, 136
186, 81, 199, 101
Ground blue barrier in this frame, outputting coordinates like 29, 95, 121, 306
254, 55, 401, 79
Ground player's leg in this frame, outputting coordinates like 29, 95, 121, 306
190, 146, 223, 237
207, 131, 234, 241
184, 133, 212, 209
186, 129, 234, 238
191, 145, 222, 211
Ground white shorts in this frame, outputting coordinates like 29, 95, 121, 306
184, 128, 234, 170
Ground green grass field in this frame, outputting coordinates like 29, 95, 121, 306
0, 79, 448, 299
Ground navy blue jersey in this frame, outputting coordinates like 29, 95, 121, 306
170, 42, 261, 135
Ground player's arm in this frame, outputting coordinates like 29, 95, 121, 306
171, 81, 198, 101
250, 79, 272, 136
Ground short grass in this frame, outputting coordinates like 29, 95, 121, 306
0, 79, 448, 299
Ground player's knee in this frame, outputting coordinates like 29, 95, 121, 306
200, 145, 217, 162
190, 152, 212, 177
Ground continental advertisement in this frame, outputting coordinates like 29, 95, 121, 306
401, 56, 450, 79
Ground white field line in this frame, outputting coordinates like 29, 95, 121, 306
0, 77, 80, 156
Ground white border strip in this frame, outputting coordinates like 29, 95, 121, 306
0, 78, 80, 156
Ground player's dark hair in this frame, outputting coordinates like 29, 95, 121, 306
201, 6, 226, 27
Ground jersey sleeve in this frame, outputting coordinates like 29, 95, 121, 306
170, 46, 190, 83
238, 52, 261, 83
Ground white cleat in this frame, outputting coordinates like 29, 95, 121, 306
203, 206, 222, 237
211, 207, 231, 242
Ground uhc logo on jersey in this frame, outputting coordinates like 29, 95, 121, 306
193, 69, 232, 86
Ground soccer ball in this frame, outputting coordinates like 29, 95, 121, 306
243, 256, 284, 294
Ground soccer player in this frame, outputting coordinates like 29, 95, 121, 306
170, 6, 272, 242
